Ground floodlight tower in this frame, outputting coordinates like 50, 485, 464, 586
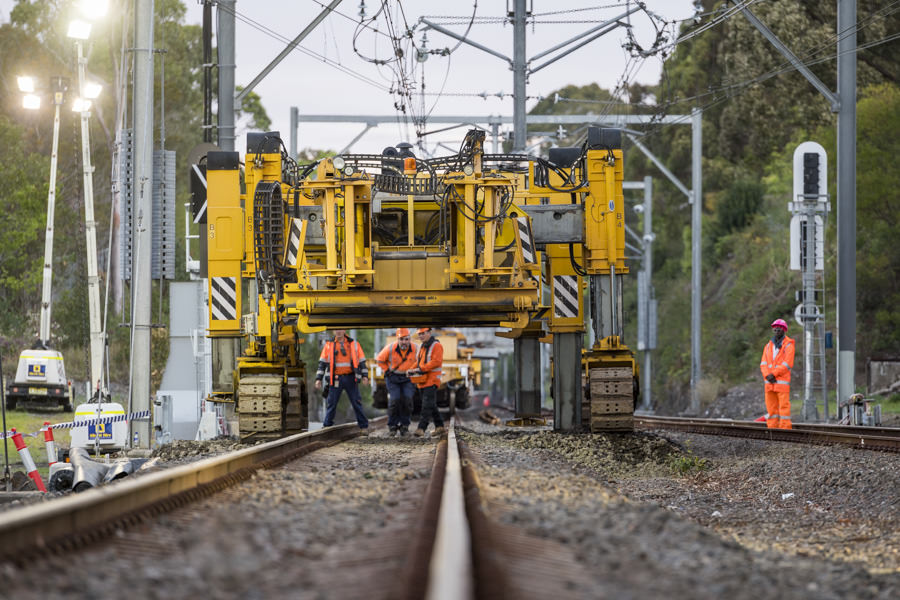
18, 76, 69, 346
67, 16, 106, 398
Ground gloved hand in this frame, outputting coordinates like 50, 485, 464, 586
765, 374, 776, 384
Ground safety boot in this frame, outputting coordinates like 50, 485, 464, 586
433, 426, 446, 437
413, 428, 425, 438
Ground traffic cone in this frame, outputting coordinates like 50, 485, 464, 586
754, 415, 767, 422
43, 422, 58, 467
11, 428, 47, 492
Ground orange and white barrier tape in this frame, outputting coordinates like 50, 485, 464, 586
1, 410, 151, 440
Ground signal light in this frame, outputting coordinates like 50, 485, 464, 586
803, 152, 819, 198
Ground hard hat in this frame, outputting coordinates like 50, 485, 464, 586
771, 318, 788, 331
416, 327, 431, 335
396, 328, 410, 338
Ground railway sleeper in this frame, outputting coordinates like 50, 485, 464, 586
585, 366, 635, 432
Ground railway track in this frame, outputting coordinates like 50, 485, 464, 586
635, 415, 900, 452
0, 417, 579, 599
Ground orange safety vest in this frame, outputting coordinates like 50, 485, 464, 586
411, 338, 443, 388
760, 335, 795, 392
319, 337, 366, 385
376, 341, 418, 373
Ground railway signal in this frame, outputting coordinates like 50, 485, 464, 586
789, 141, 830, 422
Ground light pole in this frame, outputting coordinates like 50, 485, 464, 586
67, 18, 105, 399
17, 76, 69, 347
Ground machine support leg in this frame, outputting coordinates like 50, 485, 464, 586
514, 337, 541, 417
211, 338, 240, 393
553, 332, 583, 431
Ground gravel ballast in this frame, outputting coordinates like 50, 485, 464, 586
1, 415, 898, 598
459, 417, 900, 599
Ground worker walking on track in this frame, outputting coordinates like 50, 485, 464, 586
315, 329, 370, 434
760, 318, 795, 429
376, 328, 418, 437
410, 328, 445, 438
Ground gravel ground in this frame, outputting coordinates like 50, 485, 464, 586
460, 416, 900, 599
1, 428, 441, 600
3, 413, 898, 598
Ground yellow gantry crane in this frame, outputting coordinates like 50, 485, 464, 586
202, 127, 634, 439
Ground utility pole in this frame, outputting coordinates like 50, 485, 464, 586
627, 177, 655, 412
290, 106, 299, 159
690, 108, 702, 414
836, 0, 857, 415
217, 0, 236, 151
511, 0, 527, 152
130, 0, 155, 448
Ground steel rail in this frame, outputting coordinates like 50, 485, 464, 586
0, 420, 383, 561
635, 415, 900, 453
426, 418, 474, 600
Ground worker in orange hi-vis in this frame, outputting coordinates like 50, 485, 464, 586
376, 328, 418, 437
409, 328, 445, 438
315, 329, 369, 434
760, 318, 795, 429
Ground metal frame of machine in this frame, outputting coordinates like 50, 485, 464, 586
201, 127, 635, 439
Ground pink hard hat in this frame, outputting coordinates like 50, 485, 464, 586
771, 318, 788, 331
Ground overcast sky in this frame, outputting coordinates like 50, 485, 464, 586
3, 1, 699, 154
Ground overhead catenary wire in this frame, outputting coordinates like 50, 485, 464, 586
544, 2, 900, 146
219, 3, 391, 92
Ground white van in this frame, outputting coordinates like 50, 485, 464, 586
6, 348, 72, 411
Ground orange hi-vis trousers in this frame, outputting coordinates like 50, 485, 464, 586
765, 390, 793, 429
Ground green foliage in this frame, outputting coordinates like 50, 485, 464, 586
713, 179, 764, 238
235, 86, 272, 132
881, 393, 900, 415
0, 115, 49, 342
853, 83, 900, 357
529, 83, 617, 115
0, 407, 74, 478
668, 442, 708, 476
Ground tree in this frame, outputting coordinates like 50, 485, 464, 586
0, 115, 57, 344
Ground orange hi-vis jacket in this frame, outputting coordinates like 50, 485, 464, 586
317, 337, 367, 385
376, 341, 418, 375
411, 337, 443, 388
760, 335, 795, 392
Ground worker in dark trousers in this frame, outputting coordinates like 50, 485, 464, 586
376, 328, 418, 437
315, 329, 369, 434
410, 328, 445, 437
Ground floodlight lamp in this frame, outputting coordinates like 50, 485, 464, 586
80, 0, 109, 19
462, 165, 475, 176
84, 82, 102, 99
72, 98, 92, 112
17, 76, 35, 93
22, 94, 41, 110
67, 19, 92, 40
332, 156, 346, 171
